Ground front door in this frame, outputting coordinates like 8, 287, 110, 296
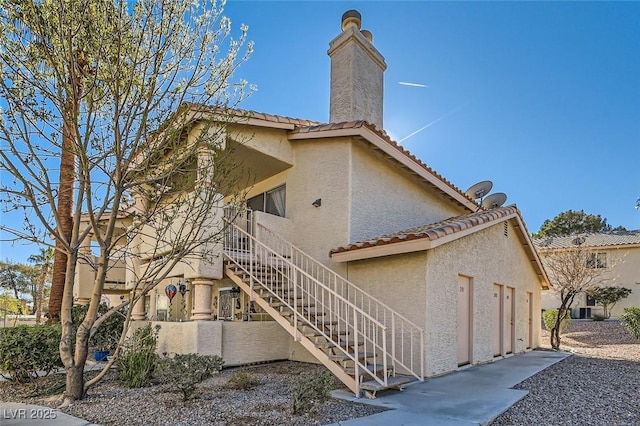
505, 287, 515, 354
457, 276, 472, 365
493, 284, 503, 356
526, 292, 533, 349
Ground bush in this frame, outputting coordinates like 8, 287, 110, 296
226, 370, 259, 390
72, 303, 126, 351
591, 313, 606, 321
0, 325, 63, 383
156, 353, 224, 401
620, 307, 640, 340
543, 309, 571, 333
118, 325, 159, 388
291, 370, 333, 414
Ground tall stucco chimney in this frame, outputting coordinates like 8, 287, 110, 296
328, 10, 387, 129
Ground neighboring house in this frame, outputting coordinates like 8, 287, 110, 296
75, 10, 549, 397
537, 231, 640, 319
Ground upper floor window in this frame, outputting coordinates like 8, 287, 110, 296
586, 252, 607, 269
247, 184, 286, 217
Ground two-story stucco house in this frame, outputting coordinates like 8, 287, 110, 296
538, 231, 640, 319
75, 10, 549, 397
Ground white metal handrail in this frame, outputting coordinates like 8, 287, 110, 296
223, 220, 390, 389
256, 223, 425, 382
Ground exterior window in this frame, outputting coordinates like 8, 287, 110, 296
586, 252, 607, 269
247, 184, 286, 217
586, 294, 596, 306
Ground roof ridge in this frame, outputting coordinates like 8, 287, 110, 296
534, 230, 640, 249
183, 102, 324, 127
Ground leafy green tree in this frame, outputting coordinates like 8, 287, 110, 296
0, 0, 252, 403
0, 293, 25, 324
0, 261, 40, 313
533, 210, 626, 238
586, 286, 632, 319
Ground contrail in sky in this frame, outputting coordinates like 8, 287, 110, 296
398, 103, 469, 143
399, 81, 428, 88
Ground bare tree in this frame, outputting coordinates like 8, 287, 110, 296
0, 0, 253, 403
542, 241, 608, 349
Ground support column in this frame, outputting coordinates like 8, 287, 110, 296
190, 279, 213, 321
131, 291, 146, 321
149, 289, 157, 320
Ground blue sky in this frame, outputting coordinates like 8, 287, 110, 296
223, 0, 639, 230
1, 0, 639, 262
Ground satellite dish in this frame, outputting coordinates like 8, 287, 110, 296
464, 180, 493, 200
482, 192, 507, 209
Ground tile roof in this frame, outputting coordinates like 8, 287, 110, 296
534, 231, 640, 250
331, 205, 519, 255
290, 120, 478, 207
187, 105, 477, 209
183, 102, 322, 127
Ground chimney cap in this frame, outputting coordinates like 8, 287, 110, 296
341, 10, 362, 31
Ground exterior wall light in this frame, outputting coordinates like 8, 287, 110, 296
312, 198, 322, 207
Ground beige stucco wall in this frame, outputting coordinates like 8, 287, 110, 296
344, 251, 429, 328
131, 320, 291, 366
340, 220, 542, 378
425, 220, 542, 376
541, 245, 640, 318
287, 138, 352, 272
228, 125, 294, 166
350, 142, 465, 243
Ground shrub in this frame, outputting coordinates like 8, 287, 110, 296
543, 309, 571, 333
291, 370, 333, 414
226, 370, 259, 390
72, 303, 126, 351
620, 307, 640, 340
0, 325, 63, 383
156, 353, 224, 401
591, 313, 606, 321
118, 325, 159, 388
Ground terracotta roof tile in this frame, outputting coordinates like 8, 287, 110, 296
534, 231, 640, 250
331, 205, 519, 255
182, 102, 322, 127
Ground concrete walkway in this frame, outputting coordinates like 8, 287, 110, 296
330, 350, 571, 426
0, 350, 569, 426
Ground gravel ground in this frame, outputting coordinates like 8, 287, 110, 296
491, 320, 640, 425
1, 321, 637, 425
0, 361, 386, 426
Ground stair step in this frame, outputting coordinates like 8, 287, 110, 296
300, 309, 326, 316
293, 319, 339, 327
256, 286, 295, 294
345, 364, 389, 376
259, 293, 303, 303
328, 352, 375, 362
316, 339, 364, 349
304, 329, 348, 338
